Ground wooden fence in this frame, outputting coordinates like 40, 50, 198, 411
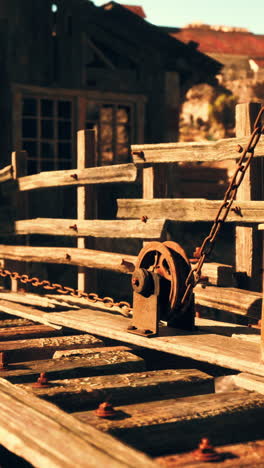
0, 102, 263, 356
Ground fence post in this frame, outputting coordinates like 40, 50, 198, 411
235, 102, 263, 292
77, 129, 97, 292
7, 151, 28, 292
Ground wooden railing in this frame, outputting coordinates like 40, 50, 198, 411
0, 102, 263, 355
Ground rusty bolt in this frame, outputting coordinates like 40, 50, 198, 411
95, 401, 117, 418
69, 224, 78, 232
32, 372, 51, 388
132, 151, 145, 160
70, 173, 78, 180
231, 206, 242, 217
194, 438, 222, 462
65, 253, 71, 260
0, 352, 8, 370
236, 144, 243, 153
127, 325, 136, 331
141, 216, 148, 223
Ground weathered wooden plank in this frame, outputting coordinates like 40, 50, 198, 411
0, 324, 61, 341
75, 390, 264, 455
21, 368, 213, 411
0, 378, 157, 468
131, 135, 264, 164
194, 262, 235, 287
235, 103, 263, 291
117, 199, 264, 223
0, 334, 103, 363
0, 349, 145, 383
195, 284, 262, 318
0, 290, 72, 309
2, 218, 167, 238
0, 245, 136, 273
42, 308, 264, 376
156, 439, 264, 467
258, 224, 264, 230
16, 163, 137, 191
0, 164, 13, 183
233, 373, 264, 395
0, 299, 62, 330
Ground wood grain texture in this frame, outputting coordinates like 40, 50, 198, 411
3, 218, 168, 238
195, 284, 262, 318
117, 198, 264, 222
0, 324, 61, 341
0, 378, 157, 468
75, 390, 264, 455
0, 299, 62, 330
21, 368, 213, 411
0, 334, 104, 363
0, 349, 145, 384
131, 136, 264, 164
16, 163, 137, 191
0, 245, 136, 273
233, 373, 264, 395
0, 164, 13, 183
38, 308, 264, 376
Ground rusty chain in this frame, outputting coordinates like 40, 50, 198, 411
181, 105, 264, 309
0, 107, 263, 318
0, 269, 132, 316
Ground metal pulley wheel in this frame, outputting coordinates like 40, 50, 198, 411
130, 241, 194, 334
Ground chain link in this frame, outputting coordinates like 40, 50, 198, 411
181, 106, 264, 308
0, 268, 132, 316
0, 107, 263, 317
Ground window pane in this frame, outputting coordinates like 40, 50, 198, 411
117, 124, 129, 144
58, 101, 71, 118
41, 99, 54, 117
100, 105, 113, 122
58, 160, 72, 170
41, 160, 55, 172
22, 119, 37, 138
27, 160, 38, 175
86, 101, 99, 121
23, 99, 37, 116
41, 142, 55, 159
41, 119, 54, 139
117, 106, 130, 123
58, 142, 72, 159
101, 123, 113, 145
23, 141, 37, 158
116, 144, 130, 163
58, 120, 71, 139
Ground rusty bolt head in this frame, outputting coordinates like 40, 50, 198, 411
70, 173, 78, 180
141, 216, 148, 223
95, 402, 117, 418
236, 144, 243, 153
65, 253, 71, 260
32, 372, 51, 388
69, 224, 78, 232
0, 352, 8, 370
194, 438, 222, 462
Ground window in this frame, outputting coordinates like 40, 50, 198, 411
85, 102, 132, 165
22, 97, 74, 174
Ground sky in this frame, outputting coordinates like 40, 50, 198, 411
93, 0, 264, 35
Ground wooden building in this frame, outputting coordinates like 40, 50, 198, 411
0, 0, 220, 176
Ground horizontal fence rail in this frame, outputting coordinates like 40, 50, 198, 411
0, 219, 168, 238
0, 163, 137, 191
132, 136, 264, 164
117, 199, 264, 223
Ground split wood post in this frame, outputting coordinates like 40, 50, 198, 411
77, 129, 97, 292
6, 151, 28, 291
235, 103, 263, 292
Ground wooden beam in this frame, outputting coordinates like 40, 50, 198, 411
16, 163, 137, 191
0, 164, 13, 183
235, 102, 263, 291
117, 198, 264, 223
195, 284, 262, 319
3, 218, 168, 238
0, 299, 62, 330
0, 379, 158, 468
131, 136, 264, 165
233, 373, 264, 395
74, 390, 264, 455
0, 245, 136, 273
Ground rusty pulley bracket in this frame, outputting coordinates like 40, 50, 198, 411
127, 241, 195, 337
